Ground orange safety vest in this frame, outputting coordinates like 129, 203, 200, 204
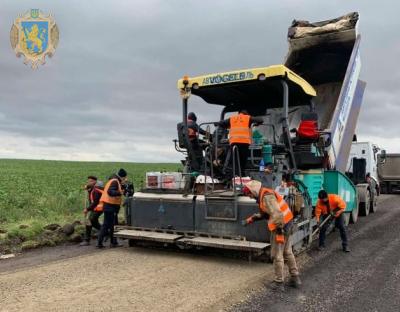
89, 187, 104, 212
229, 114, 252, 144
259, 187, 293, 231
187, 119, 197, 140
315, 193, 346, 221
100, 178, 123, 206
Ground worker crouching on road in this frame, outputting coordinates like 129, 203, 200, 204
316, 190, 350, 252
80, 176, 104, 246
97, 169, 127, 249
243, 180, 301, 290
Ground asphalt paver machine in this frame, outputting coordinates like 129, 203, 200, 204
116, 12, 366, 256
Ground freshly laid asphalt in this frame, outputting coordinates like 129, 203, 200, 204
231, 194, 400, 312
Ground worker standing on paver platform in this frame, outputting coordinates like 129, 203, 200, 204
243, 180, 301, 291
80, 176, 104, 246
316, 190, 350, 252
97, 169, 127, 248
187, 112, 207, 171
217, 110, 263, 177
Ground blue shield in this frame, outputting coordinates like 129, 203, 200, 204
21, 21, 49, 54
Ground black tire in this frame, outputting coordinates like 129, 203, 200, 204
128, 239, 137, 247
350, 202, 359, 224
359, 192, 371, 216
388, 183, 393, 194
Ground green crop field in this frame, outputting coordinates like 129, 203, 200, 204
0, 159, 180, 246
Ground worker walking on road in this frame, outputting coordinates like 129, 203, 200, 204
97, 169, 127, 248
80, 176, 104, 246
243, 180, 301, 291
316, 190, 350, 252
217, 110, 263, 176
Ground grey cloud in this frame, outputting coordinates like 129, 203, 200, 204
0, 0, 400, 161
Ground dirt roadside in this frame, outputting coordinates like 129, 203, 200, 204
0, 241, 311, 312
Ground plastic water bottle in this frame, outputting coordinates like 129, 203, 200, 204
259, 159, 265, 172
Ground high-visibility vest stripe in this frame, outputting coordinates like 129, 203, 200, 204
258, 187, 293, 232
89, 187, 104, 212
100, 178, 122, 205
229, 114, 252, 144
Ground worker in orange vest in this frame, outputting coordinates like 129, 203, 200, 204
217, 110, 263, 176
243, 180, 301, 291
80, 176, 104, 246
316, 190, 350, 252
96, 169, 127, 248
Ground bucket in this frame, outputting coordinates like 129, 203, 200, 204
146, 172, 161, 189
161, 172, 183, 189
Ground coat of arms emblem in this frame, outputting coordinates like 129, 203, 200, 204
10, 9, 59, 69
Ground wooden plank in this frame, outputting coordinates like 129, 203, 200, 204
178, 237, 269, 252
114, 229, 183, 243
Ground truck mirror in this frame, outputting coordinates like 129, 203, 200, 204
379, 150, 387, 163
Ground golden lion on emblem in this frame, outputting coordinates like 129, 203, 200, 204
21, 24, 46, 54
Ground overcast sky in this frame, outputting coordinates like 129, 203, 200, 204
0, 0, 399, 162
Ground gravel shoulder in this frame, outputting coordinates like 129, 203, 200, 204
0, 243, 276, 312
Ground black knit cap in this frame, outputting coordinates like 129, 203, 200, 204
318, 190, 328, 199
117, 168, 127, 178
188, 112, 197, 122
87, 176, 97, 180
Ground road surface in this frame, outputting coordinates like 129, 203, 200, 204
0, 195, 398, 312
231, 194, 400, 312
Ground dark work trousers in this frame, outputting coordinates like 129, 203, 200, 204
98, 210, 115, 246
319, 213, 348, 248
189, 139, 204, 172
113, 206, 120, 244
84, 211, 102, 242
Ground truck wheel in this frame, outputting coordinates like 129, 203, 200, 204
359, 192, 370, 216
128, 239, 137, 247
370, 189, 378, 213
350, 204, 359, 224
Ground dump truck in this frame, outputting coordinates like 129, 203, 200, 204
378, 153, 400, 194
116, 12, 371, 256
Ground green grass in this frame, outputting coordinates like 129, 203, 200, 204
0, 159, 180, 233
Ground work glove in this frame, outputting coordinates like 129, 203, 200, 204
330, 208, 341, 217
241, 217, 254, 226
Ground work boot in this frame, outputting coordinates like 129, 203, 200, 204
343, 246, 350, 253
288, 276, 302, 288
268, 281, 285, 292
79, 241, 90, 246
96, 244, 105, 249
317, 245, 325, 251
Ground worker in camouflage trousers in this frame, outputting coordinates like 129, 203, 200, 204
80, 176, 104, 246
243, 180, 301, 291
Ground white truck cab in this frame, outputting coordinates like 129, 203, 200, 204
346, 141, 380, 216
347, 141, 380, 184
